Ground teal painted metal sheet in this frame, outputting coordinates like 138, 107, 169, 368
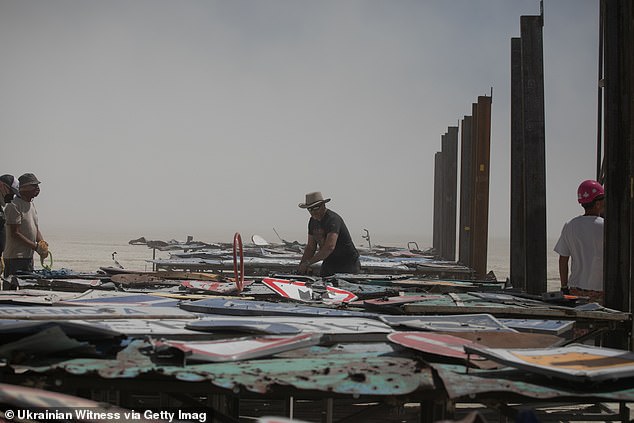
23, 340, 432, 396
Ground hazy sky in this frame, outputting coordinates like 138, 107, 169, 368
0, 0, 600, 248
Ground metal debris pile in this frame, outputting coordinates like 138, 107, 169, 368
0, 235, 631, 422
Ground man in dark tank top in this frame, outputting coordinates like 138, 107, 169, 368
297, 191, 360, 277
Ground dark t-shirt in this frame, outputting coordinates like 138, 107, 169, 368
308, 209, 359, 267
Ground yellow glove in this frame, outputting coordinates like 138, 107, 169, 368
36, 240, 49, 259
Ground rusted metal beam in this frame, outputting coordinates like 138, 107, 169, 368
603, 0, 633, 340
510, 37, 526, 291
472, 96, 492, 278
433, 151, 444, 257
459, 116, 474, 268
442, 126, 459, 262
520, 15, 547, 295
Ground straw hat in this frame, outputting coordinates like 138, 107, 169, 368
298, 191, 331, 208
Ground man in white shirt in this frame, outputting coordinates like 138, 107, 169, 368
3, 173, 49, 278
0, 174, 19, 260
554, 179, 605, 304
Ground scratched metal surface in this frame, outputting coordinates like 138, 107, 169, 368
431, 362, 634, 401
21, 340, 432, 396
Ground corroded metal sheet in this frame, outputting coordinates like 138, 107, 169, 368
23, 340, 432, 396
182, 356, 431, 396
431, 363, 634, 401
464, 343, 634, 382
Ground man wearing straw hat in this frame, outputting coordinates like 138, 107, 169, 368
298, 191, 360, 277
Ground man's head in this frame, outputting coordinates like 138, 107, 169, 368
299, 191, 330, 220
577, 179, 604, 213
18, 173, 41, 201
0, 174, 18, 203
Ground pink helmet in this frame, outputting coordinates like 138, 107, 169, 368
577, 180, 605, 204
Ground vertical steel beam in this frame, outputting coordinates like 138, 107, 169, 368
433, 151, 444, 257
472, 96, 492, 278
459, 115, 474, 267
603, 0, 633, 324
521, 15, 547, 294
510, 37, 526, 291
469, 103, 478, 268
442, 126, 459, 262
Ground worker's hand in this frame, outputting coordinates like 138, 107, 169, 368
36, 240, 49, 259
298, 260, 309, 275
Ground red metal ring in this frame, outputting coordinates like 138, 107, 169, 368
233, 232, 244, 292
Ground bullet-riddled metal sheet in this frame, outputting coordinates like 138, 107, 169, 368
165, 355, 433, 395
431, 363, 634, 401
25, 340, 432, 396
463, 343, 634, 382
